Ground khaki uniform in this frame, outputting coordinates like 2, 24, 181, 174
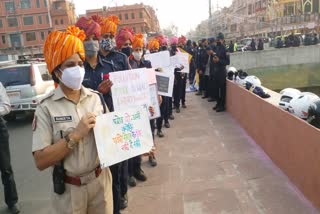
32, 86, 113, 214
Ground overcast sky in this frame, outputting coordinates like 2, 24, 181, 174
73, 0, 232, 35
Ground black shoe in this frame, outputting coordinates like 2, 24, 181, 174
169, 115, 175, 120
202, 96, 208, 99
120, 194, 128, 210
213, 105, 218, 110
164, 122, 170, 128
128, 176, 137, 187
216, 107, 226, 112
182, 103, 187, 108
208, 99, 215, 102
8, 205, 20, 214
157, 130, 164, 138
149, 155, 157, 167
196, 92, 202, 96
134, 169, 147, 181
176, 108, 180, 113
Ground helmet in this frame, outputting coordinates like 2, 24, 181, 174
227, 67, 237, 80
288, 92, 319, 119
235, 76, 246, 87
307, 99, 320, 128
252, 86, 271, 98
278, 88, 301, 110
244, 76, 261, 89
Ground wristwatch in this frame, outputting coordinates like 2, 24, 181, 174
64, 134, 78, 150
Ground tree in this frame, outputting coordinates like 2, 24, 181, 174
162, 24, 178, 38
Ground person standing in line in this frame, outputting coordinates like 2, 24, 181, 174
0, 82, 20, 214
32, 25, 113, 214
196, 39, 208, 97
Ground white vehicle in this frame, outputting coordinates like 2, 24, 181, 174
279, 88, 302, 111
0, 63, 54, 121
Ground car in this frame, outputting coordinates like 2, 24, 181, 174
0, 63, 54, 121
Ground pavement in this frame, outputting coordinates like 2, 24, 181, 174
0, 92, 319, 214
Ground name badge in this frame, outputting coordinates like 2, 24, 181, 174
54, 116, 73, 123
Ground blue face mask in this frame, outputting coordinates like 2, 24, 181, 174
100, 38, 116, 52
121, 47, 132, 57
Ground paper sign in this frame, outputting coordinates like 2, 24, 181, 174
110, 68, 150, 112
149, 84, 161, 119
144, 51, 170, 68
94, 107, 154, 168
170, 52, 190, 73
146, 69, 157, 85
156, 72, 174, 97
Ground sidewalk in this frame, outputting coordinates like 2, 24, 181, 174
123, 92, 319, 214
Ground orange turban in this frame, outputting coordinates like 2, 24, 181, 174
75, 17, 101, 38
132, 34, 144, 49
116, 27, 134, 49
147, 39, 160, 51
100, 15, 120, 36
44, 25, 86, 74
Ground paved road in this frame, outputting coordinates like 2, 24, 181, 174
0, 93, 319, 214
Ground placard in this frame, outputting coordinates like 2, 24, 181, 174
110, 68, 150, 112
146, 68, 157, 85
170, 52, 190, 73
94, 107, 154, 168
144, 51, 171, 68
149, 83, 161, 119
155, 72, 174, 97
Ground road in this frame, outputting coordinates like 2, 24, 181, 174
0, 93, 318, 214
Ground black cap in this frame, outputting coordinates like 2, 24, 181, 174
208, 37, 215, 43
206, 45, 213, 51
217, 32, 224, 40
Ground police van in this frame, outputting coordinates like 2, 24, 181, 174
0, 61, 54, 121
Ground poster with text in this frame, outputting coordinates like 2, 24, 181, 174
144, 51, 170, 68
149, 83, 161, 119
170, 52, 190, 73
94, 107, 154, 168
110, 68, 150, 112
155, 72, 174, 97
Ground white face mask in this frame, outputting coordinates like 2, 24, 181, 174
60, 66, 85, 90
132, 51, 143, 61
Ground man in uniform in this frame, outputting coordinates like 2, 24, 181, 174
195, 38, 208, 96
212, 32, 230, 112
0, 82, 20, 214
33, 25, 113, 214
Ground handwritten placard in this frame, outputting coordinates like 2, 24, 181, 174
110, 68, 150, 112
144, 51, 170, 68
94, 107, 154, 168
155, 72, 174, 97
149, 83, 161, 119
170, 52, 190, 73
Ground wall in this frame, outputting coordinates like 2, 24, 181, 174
226, 80, 320, 209
229, 45, 320, 70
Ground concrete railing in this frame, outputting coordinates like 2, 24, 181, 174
226, 80, 320, 209
229, 44, 320, 70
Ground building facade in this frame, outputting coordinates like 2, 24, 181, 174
0, 0, 76, 53
85, 3, 160, 34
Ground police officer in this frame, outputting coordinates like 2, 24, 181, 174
185, 40, 196, 85
32, 26, 113, 213
196, 39, 209, 97
212, 32, 230, 112
0, 82, 20, 214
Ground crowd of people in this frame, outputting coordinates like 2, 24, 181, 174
0, 13, 231, 214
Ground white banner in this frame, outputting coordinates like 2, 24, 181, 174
170, 52, 190, 73
94, 107, 154, 168
144, 51, 171, 68
149, 83, 161, 119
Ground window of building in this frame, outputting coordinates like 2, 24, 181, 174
119, 14, 122, 20
36, 0, 40, 8
1, 35, 5, 44
131, 13, 135, 19
20, 0, 31, 9
48, 30, 51, 35
46, 15, 49, 23
55, 19, 58, 25
0, 20, 2, 28
7, 18, 18, 27
60, 19, 63, 24
125, 14, 128, 20
5, 2, 15, 12
133, 27, 136, 32
38, 16, 42, 24
44, 0, 47, 7
23, 16, 34, 25
40, 31, 45, 40
26, 32, 36, 41
141, 26, 144, 32
139, 12, 143, 18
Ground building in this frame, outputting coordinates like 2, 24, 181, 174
85, 3, 160, 34
0, 0, 76, 54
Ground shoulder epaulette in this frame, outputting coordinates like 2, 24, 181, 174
39, 90, 55, 104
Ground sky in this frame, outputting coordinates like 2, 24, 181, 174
73, 0, 232, 35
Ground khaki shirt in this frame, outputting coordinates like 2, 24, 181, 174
32, 86, 108, 176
